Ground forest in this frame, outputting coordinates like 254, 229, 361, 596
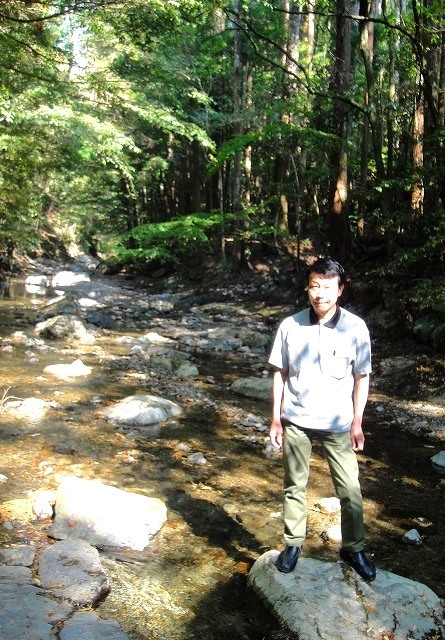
0, 0, 444, 295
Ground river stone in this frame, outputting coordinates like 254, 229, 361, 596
403, 529, 422, 545
230, 376, 273, 401
52, 270, 91, 287
0, 545, 36, 567
413, 315, 440, 343
315, 496, 341, 513
140, 331, 177, 346
39, 538, 110, 606
249, 550, 444, 640
44, 358, 92, 379
48, 476, 167, 551
0, 566, 73, 639
4, 397, 48, 419
103, 394, 183, 425
176, 361, 199, 377
431, 323, 445, 351
235, 328, 269, 349
36, 315, 91, 340
59, 611, 129, 640
431, 450, 445, 472
25, 275, 49, 287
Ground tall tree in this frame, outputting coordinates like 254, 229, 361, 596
328, 0, 353, 261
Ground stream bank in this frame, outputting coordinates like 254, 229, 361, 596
0, 258, 444, 639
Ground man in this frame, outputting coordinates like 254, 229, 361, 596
268, 257, 376, 581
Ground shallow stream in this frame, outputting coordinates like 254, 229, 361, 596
0, 273, 443, 640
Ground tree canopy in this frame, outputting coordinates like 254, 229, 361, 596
0, 0, 443, 283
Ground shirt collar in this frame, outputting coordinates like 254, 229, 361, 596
309, 305, 341, 328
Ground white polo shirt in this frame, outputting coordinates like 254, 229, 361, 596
269, 305, 372, 432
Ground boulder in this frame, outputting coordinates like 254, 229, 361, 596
39, 539, 110, 606
47, 476, 167, 551
35, 315, 94, 341
25, 275, 49, 288
235, 328, 270, 350
52, 271, 90, 288
431, 322, 445, 351
249, 550, 444, 640
230, 376, 273, 401
413, 315, 440, 343
0, 565, 73, 639
44, 358, 92, 379
176, 362, 199, 377
59, 611, 129, 640
103, 394, 183, 426
3, 397, 48, 419
0, 545, 36, 567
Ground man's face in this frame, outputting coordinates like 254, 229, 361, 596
307, 273, 344, 320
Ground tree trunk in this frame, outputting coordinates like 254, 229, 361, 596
272, 0, 302, 238
357, 0, 375, 239
328, 0, 352, 262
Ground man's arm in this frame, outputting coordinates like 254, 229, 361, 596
269, 368, 287, 448
350, 373, 370, 451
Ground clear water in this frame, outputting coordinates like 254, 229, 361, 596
0, 277, 296, 640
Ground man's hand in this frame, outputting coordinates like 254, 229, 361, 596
350, 419, 365, 451
270, 419, 284, 448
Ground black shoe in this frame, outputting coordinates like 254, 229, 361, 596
276, 545, 302, 573
340, 548, 376, 581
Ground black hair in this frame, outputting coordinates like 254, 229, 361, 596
306, 257, 345, 286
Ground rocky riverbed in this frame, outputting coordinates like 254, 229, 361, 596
0, 257, 443, 639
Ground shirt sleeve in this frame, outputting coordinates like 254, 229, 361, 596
353, 321, 372, 375
268, 321, 289, 371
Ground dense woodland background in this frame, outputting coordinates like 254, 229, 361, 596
0, 1, 444, 316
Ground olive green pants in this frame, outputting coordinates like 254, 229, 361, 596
282, 423, 365, 552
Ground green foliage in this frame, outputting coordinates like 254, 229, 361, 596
113, 212, 235, 269
208, 123, 337, 174
0, 0, 442, 276
407, 278, 445, 317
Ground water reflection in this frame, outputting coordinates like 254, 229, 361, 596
0, 279, 47, 299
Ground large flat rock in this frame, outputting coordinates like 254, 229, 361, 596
248, 550, 445, 640
39, 539, 110, 606
59, 611, 128, 640
47, 476, 167, 551
0, 566, 73, 639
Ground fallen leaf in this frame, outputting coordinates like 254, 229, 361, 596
365, 604, 378, 614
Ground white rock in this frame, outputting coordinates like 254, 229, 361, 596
44, 359, 92, 379
187, 452, 207, 465
131, 344, 144, 354
25, 275, 49, 287
3, 397, 48, 421
315, 497, 341, 514
33, 494, 54, 519
175, 442, 191, 453
48, 476, 167, 551
78, 297, 100, 308
403, 529, 422, 545
431, 450, 445, 472
323, 524, 342, 543
51, 271, 90, 287
103, 394, 182, 426
141, 331, 176, 345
